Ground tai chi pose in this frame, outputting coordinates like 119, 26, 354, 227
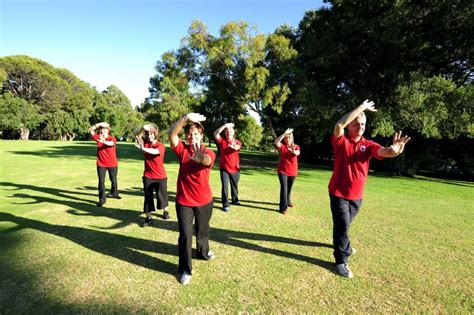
214, 122, 242, 212
329, 99, 410, 278
169, 113, 216, 286
135, 124, 170, 226
274, 128, 300, 215
89, 122, 121, 207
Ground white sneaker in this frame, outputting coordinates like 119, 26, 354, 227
336, 263, 354, 278
179, 272, 192, 285
351, 247, 357, 254
207, 251, 216, 260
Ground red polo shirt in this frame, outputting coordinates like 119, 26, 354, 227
143, 141, 167, 179
277, 144, 300, 177
216, 138, 241, 173
328, 134, 383, 200
92, 133, 118, 168
173, 140, 216, 207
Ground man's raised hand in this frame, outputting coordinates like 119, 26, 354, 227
361, 99, 377, 112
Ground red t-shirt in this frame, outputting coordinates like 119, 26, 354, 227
92, 133, 118, 167
277, 144, 300, 177
328, 134, 383, 200
173, 140, 216, 207
216, 137, 241, 173
143, 141, 167, 179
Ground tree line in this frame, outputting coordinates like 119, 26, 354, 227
1, 0, 472, 178
140, 0, 473, 178
0, 55, 143, 141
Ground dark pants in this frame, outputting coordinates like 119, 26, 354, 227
220, 169, 240, 207
97, 166, 118, 203
176, 201, 213, 275
143, 177, 168, 212
329, 194, 362, 264
278, 172, 296, 211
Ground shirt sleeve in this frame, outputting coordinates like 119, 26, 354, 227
331, 134, 345, 148
173, 139, 184, 157
370, 141, 384, 160
92, 133, 99, 141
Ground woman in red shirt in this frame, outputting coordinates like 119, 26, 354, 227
213, 122, 242, 212
168, 113, 216, 286
88, 122, 121, 207
135, 124, 170, 226
274, 128, 300, 215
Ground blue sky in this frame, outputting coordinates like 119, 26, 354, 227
1, 0, 324, 106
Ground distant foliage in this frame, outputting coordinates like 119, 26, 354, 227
0, 55, 143, 140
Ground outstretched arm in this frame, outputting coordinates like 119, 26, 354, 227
168, 113, 206, 149
214, 122, 234, 141
377, 131, 411, 158
334, 100, 376, 137
274, 128, 293, 148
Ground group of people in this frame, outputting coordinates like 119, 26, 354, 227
89, 99, 410, 284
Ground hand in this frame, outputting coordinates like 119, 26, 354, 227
97, 122, 110, 128
225, 123, 234, 129
186, 113, 206, 123
135, 136, 143, 149
391, 131, 411, 155
361, 99, 377, 112
229, 139, 237, 149
284, 128, 293, 135
189, 143, 207, 163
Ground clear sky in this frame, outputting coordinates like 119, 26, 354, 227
1, 0, 324, 107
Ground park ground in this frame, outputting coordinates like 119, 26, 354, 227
0, 140, 473, 313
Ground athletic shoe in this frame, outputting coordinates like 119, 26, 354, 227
232, 201, 241, 206
143, 217, 153, 227
351, 247, 357, 254
106, 194, 122, 199
179, 272, 192, 285
223, 206, 230, 212
280, 209, 288, 215
207, 251, 216, 260
288, 203, 293, 208
335, 263, 353, 278
163, 211, 170, 220
96, 202, 105, 207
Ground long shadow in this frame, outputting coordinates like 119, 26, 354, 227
0, 212, 177, 275
213, 197, 278, 212
1, 181, 334, 273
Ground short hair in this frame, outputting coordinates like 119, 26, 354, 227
184, 122, 204, 135
356, 112, 366, 120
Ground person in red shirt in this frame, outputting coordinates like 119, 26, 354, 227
274, 128, 300, 215
329, 99, 411, 278
135, 124, 170, 226
89, 122, 121, 207
214, 122, 242, 212
168, 113, 216, 286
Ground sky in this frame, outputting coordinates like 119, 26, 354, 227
1, 0, 324, 107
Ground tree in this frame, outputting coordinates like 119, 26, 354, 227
0, 93, 42, 139
237, 115, 263, 149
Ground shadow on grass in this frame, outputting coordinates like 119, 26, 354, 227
0, 181, 334, 275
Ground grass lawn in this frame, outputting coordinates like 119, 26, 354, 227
0, 140, 473, 313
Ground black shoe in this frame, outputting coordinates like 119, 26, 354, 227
232, 201, 241, 206
288, 203, 293, 208
96, 202, 105, 207
107, 194, 122, 199
279, 209, 288, 215
163, 211, 170, 220
143, 217, 153, 227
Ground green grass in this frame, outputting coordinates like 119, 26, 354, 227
0, 140, 473, 313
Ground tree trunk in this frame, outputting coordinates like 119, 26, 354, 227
19, 126, 30, 140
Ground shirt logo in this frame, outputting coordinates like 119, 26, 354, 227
360, 144, 367, 152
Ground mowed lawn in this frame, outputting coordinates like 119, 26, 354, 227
0, 140, 472, 313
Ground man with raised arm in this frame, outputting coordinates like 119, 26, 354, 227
168, 113, 216, 286
214, 122, 242, 212
329, 100, 410, 278
89, 122, 121, 207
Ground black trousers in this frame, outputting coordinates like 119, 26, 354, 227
220, 169, 240, 207
97, 166, 118, 203
143, 177, 168, 212
176, 201, 213, 275
329, 194, 362, 264
278, 172, 296, 211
